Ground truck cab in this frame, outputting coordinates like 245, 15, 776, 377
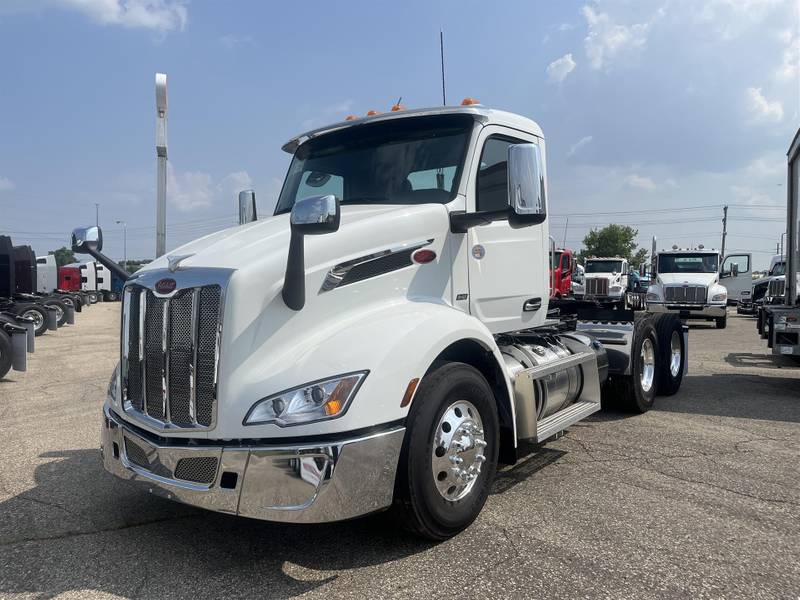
549, 247, 574, 298
583, 257, 628, 307
646, 247, 729, 328
77, 103, 686, 540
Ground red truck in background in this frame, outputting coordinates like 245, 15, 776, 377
58, 265, 81, 292
550, 247, 575, 298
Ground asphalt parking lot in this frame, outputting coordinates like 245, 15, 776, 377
0, 303, 798, 599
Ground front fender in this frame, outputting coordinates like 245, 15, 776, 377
216, 300, 514, 440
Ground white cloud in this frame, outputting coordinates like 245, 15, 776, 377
625, 174, 657, 191
582, 5, 651, 70
219, 34, 254, 49
0, 176, 14, 192
547, 53, 577, 82
168, 166, 252, 212
730, 184, 773, 207
558, 22, 575, 31
775, 34, 799, 81
745, 87, 784, 122
567, 135, 593, 157
695, 0, 785, 39
53, 0, 187, 32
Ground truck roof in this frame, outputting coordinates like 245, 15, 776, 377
586, 256, 626, 261
658, 248, 718, 255
282, 105, 545, 154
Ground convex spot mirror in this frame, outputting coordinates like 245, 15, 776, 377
507, 143, 547, 225
290, 194, 341, 235
71, 226, 102, 253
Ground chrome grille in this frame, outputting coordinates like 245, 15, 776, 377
585, 278, 609, 296
664, 285, 707, 304
768, 278, 786, 299
122, 284, 222, 429
174, 457, 219, 484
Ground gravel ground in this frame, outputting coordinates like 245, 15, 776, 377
0, 303, 798, 599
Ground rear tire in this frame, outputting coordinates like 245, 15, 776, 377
653, 314, 684, 396
87, 292, 99, 304
0, 330, 11, 379
716, 315, 727, 329
42, 299, 67, 327
604, 315, 659, 413
13, 304, 48, 336
392, 362, 499, 540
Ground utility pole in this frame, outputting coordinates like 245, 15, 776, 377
721, 205, 728, 257
562, 217, 568, 247
95, 203, 100, 226
155, 73, 168, 258
116, 220, 127, 272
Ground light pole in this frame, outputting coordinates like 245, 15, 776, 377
780, 232, 787, 259
116, 220, 127, 272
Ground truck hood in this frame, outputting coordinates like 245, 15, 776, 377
140, 204, 438, 272
657, 273, 718, 286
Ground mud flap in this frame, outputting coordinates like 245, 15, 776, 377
24, 320, 34, 352
46, 307, 58, 331
65, 305, 75, 325
11, 330, 27, 372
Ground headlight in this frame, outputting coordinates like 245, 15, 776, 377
107, 363, 120, 404
244, 372, 368, 427
646, 292, 661, 301
712, 293, 727, 302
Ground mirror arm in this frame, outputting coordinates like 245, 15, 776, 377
84, 248, 130, 282
282, 230, 306, 311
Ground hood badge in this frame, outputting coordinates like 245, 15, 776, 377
155, 278, 177, 295
167, 253, 194, 273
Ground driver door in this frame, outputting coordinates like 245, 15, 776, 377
465, 127, 548, 334
721, 253, 752, 303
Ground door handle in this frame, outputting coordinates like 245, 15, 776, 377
523, 297, 542, 312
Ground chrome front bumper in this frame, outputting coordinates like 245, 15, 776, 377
101, 405, 405, 523
648, 303, 726, 318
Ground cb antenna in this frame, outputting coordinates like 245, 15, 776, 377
440, 29, 447, 105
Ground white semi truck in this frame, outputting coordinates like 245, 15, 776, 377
582, 257, 628, 307
757, 129, 800, 357
73, 103, 687, 539
646, 246, 730, 328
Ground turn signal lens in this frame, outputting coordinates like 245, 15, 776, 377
412, 249, 437, 264
461, 97, 481, 106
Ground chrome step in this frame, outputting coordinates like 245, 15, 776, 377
534, 400, 600, 443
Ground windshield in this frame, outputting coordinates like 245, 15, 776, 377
586, 260, 623, 273
658, 253, 718, 273
770, 261, 786, 276
275, 114, 474, 214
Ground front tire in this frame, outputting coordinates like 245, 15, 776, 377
392, 362, 499, 540
716, 315, 727, 329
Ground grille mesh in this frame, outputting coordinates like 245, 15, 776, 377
665, 285, 707, 304
174, 457, 219, 484
125, 438, 150, 469
122, 283, 221, 429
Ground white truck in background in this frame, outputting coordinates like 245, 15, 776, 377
646, 246, 729, 328
73, 103, 688, 540
35, 255, 58, 293
582, 257, 628, 308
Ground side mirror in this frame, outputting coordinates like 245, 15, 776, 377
507, 143, 547, 226
71, 226, 103, 253
283, 195, 341, 311
290, 194, 340, 234
238, 190, 258, 225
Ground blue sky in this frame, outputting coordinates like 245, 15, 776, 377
0, 0, 798, 268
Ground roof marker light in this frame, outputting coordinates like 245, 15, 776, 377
461, 97, 481, 106
366, 110, 380, 116
391, 103, 405, 112
345, 115, 357, 121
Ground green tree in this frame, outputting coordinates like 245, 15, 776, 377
577, 224, 649, 268
49, 247, 75, 266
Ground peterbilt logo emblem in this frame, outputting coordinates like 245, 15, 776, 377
155, 278, 177, 294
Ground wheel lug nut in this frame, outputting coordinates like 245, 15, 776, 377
449, 456, 463, 465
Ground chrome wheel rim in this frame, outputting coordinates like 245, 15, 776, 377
431, 400, 487, 501
51, 304, 63, 321
61, 297, 74, 308
22, 309, 43, 331
669, 331, 681, 377
640, 337, 656, 393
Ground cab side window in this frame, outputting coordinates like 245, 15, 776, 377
722, 255, 750, 274
476, 137, 516, 213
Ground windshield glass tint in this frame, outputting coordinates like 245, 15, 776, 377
771, 262, 786, 276
586, 260, 623, 273
275, 114, 474, 214
659, 254, 719, 273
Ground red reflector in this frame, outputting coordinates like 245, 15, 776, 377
412, 249, 436, 264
